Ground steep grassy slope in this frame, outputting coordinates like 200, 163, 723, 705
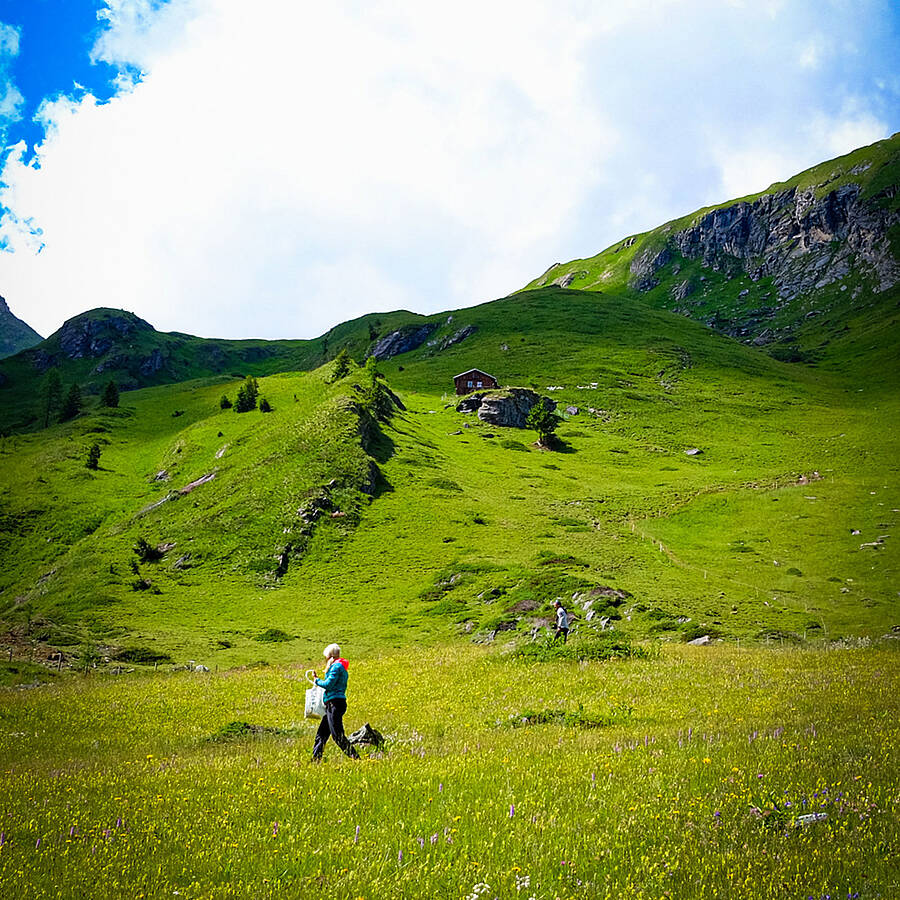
1, 288, 896, 669
522, 133, 900, 358
0, 296, 42, 359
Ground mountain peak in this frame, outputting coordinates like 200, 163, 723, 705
0, 295, 43, 360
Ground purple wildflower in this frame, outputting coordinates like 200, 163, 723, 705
35, 838, 41, 849
417, 837, 425, 849
430, 833, 438, 844
509, 804, 515, 818
0, 832, 5, 847
398, 849, 403, 863
439, 783, 443, 792
591, 772, 595, 783
272, 822, 279, 837
69, 826, 75, 837
115, 817, 122, 828
354, 825, 360, 844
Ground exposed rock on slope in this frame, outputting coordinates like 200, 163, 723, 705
370, 323, 438, 360
457, 388, 551, 428
635, 183, 899, 302
528, 133, 900, 347
0, 296, 42, 359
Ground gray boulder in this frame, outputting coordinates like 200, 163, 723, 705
457, 388, 551, 428
349, 723, 385, 748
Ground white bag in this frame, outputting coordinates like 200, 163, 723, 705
304, 669, 326, 719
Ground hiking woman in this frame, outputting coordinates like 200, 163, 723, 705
311, 643, 359, 761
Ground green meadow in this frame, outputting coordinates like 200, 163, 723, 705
1, 221, 898, 895
0, 644, 898, 898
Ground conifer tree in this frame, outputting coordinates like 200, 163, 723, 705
220, 394, 233, 410
234, 376, 259, 412
330, 348, 352, 382
86, 443, 101, 470
59, 384, 83, 422
100, 380, 120, 408
259, 397, 272, 413
43, 370, 62, 428
526, 397, 560, 447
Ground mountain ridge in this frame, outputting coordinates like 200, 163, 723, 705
0, 295, 42, 359
523, 132, 900, 355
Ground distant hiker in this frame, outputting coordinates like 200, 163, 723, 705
311, 644, 359, 762
553, 599, 569, 643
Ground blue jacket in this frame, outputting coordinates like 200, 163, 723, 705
315, 659, 348, 703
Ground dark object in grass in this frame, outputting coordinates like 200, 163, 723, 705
113, 646, 172, 664
86, 442, 101, 470
507, 706, 609, 728
348, 723, 385, 748
254, 627, 294, 643
208, 721, 300, 742
134, 537, 164, 563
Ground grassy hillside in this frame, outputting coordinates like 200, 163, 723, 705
1, 288, 896, 672
0, 307, 428, 435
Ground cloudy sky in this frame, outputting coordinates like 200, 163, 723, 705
1, 0, 898, 340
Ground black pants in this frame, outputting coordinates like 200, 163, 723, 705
554, 627, 569, 643
312, 698, 359, 760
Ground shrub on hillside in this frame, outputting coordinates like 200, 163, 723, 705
254, 628, 293, 643
86, 443, 101, 470
133, 537, 164, 563
259, 397, 272, 413
513, 632, 645, 663
219, 394, 232, 410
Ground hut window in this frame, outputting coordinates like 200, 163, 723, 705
476, 381, 483, 387
467, 380, 473, 387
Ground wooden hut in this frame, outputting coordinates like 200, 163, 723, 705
453, 368, 499, 396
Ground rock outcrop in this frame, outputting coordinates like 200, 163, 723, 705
627, 180, 899, 344
370, 323, 438, 360
670, 183, 899, 299
57, 310, 152, 360
457, 388, 551, 428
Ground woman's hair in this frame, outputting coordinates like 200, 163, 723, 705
323, 643, 341, 660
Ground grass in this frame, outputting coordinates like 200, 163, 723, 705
0, 284, 897, 667
0, 642, 897, 898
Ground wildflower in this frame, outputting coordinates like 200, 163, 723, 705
35, 838, 41, 849
272, 822, 279, 837
703, 757, 711, 764
430, 833, 438, 844
355, 825, 360, 844
398, 849, 403, 863
510, 803, 515, 818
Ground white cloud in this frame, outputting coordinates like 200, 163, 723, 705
0, 0, 895, 339
0, 22, 23, 124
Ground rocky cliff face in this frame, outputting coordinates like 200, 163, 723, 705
646, 183, 899, 299
0, 296, 42, 359
56, 310, 153, 361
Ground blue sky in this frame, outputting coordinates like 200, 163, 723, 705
1, 0, 899, 340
